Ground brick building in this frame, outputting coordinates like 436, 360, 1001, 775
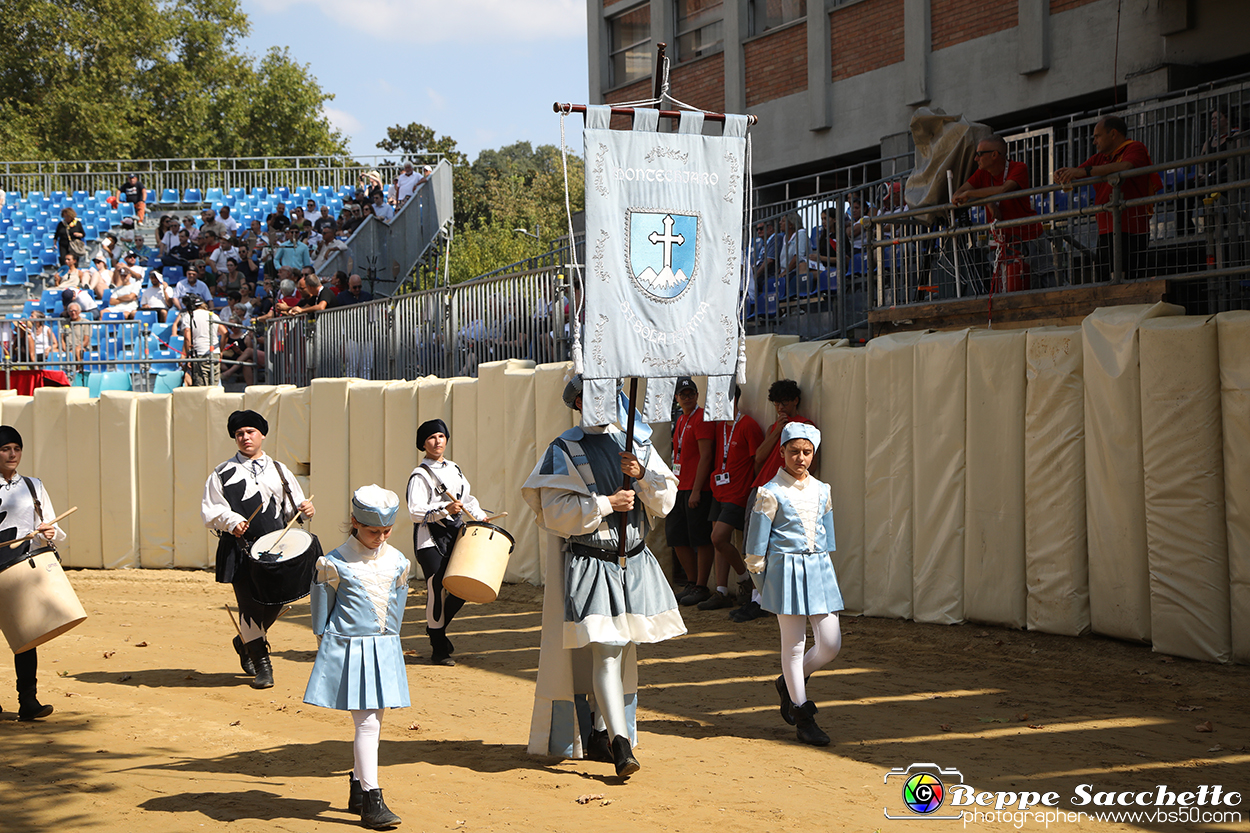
587, 0, 1250, 183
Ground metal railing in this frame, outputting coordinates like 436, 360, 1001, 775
318, 160, 455, 296
264, 262, 570, 386
0, 154, 444, 205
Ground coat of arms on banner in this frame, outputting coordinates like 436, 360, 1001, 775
577, 106, 749, 424
627, 210, 699, 302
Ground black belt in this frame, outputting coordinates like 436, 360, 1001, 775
570, 542, 645, 562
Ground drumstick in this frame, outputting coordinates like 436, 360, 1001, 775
2, 506, 78, 549
224, 604, 242, 637
267, 495, 314, 553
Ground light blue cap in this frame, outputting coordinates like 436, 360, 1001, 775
351, 484, 399, 527
780, 422, 821, 452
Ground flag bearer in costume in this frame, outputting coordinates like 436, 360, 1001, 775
0, 426, 65, 721
744, 423, 843, 747
202, 409, 315, 689
523, 375, 685, 778
406, 418, 483, 666
304, 485, 407, 830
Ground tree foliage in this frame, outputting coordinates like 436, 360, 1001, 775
0, 0, 346, 160
379, 124, 585, 283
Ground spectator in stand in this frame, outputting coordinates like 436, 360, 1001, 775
140, 271, 175, 323
61, 303, 91, 361
173, 267, 214, 310
952, 134, 1045, 292
1055, 115, 1162, 280
729, 378, 816, 623
54, 208, 86, 266
25, 312, 59, 363
217, 205, 239, 236
272, 227, 312, 273
164, 228, 201, 271
293, 274, 336, 314
118, 173, 147, 223
334, 273, 374, 307
371, 191, 395, 224
667, 376, 717, 607
391, 162, 420, 206
266, 202, 292, 233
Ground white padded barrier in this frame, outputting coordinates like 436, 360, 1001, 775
964, 330, 1027, 628
1082, 303, 1182, 642
1140, 316, 1230, 663
1024, 327, 1090, 636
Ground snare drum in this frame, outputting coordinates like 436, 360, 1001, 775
0, 549, 88, 654
247, 528, 322, 606
443, 522, 516, 604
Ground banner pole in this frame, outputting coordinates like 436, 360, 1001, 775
617, 376, 640, 564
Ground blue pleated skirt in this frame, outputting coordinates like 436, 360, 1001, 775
759, 550, 844, 616
303, 632, 410, 710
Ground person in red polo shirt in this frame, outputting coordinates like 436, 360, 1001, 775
730, 379, 816, 622
667, 377, 716, 606
952, 134, 1044, 292
700, 384, 765, 611
1055, 115, 1162, 280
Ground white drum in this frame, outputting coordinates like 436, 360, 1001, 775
0, 550, 88, 654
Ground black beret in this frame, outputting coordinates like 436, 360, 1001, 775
0, 425, 21, 449
227, 409, 268, 438
416, 418, 449, 450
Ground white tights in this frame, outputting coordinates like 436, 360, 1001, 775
350, 708, 384, 791
777, 613, 842, 706
590, 643, 628, 741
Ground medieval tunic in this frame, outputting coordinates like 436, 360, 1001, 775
522, 421, 684, 757
304, 536, 411, 711
744, 470, 844, 616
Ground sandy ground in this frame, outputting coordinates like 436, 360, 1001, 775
1, 569, 1248, 833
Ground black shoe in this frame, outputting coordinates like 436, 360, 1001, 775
348, 774, 363, 813
794, 701, 831, 747
679, 585, 712, 607
611, 735, 640, 778
360, 787, 402, 829
244, 638, 274, 689
729, 600, 767, 622
586, 728, 613, 763
234, 635, 256, 676
774, 675, 796, 726
17, 695, 53, 722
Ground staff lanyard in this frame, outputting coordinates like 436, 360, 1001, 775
719, 414, 743, 472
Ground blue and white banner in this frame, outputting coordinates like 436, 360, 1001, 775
579, 106, 748, 424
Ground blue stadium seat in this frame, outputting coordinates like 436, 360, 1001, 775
183, 188, 202, 205
160, 188, 179, 205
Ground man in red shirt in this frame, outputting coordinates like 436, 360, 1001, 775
952, 134, 1043, 292
730, 379, 816, 622
666, 377, 716, 606
700, 384, 764, 611
1055, 115, 1161, 280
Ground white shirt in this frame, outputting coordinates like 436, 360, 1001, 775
201, 452, 307, 533
407, 458, 483, 550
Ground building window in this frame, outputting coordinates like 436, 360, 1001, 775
609, 4, 652, 88
676, 0, 724, 62
749, 0, 806, 36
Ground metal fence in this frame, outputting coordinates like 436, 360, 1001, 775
264, 263, 571, 386
0, 154, 444, 205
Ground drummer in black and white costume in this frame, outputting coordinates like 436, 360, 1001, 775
0, 426, 65, 721
202, 410, 315, 689
407, 418, 483, 667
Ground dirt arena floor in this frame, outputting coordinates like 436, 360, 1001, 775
2, 569, 1248, 833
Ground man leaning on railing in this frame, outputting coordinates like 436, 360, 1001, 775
1055, 115, 1162, 281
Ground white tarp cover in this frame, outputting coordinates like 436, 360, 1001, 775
964, 329, 1027, 628
98, 392, 140, 569
1140, 316, 1230, 662
821, 345, 867, 614
579, 106, 748, 424
912, 329, 968, 625
1217, 311, 1250, 664
32, 388, 87, 566
863, 331, 925, 619
1082, 303, 1182, 642
309, 378, 353, 544
65, 398, 102, 568
1024, 327, 1089, 636
136, 394, 174, 568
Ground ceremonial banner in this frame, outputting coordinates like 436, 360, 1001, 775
579, 105, 749, 423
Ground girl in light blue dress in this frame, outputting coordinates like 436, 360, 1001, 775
744, 423, 843, 747
304, 485, 408, 829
